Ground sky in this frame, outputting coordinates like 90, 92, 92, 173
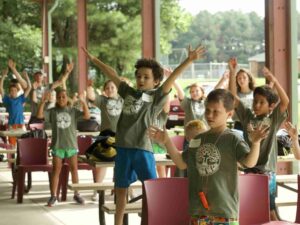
179, 0, 300, 17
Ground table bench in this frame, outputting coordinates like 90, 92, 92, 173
276, 174, 297, 193
68, 181, 142, 225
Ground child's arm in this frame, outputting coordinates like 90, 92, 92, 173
0, 68, 8, 96
215, 70, 229, 89
262, 67, 289, 113
78, 93, 90, 120
23, 70, 32, 97
51, 62, 74, 90
36, 91, 50, 119
164, 67, 184, 100
8, 59, 28, 90
240, 124, 269, 167
228, 58, 240, 108
148, 126, 187, 169
162, 45, 205, 94
285, 121, 300, 160
82, 47, 121, 88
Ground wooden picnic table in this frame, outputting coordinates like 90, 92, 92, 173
79, 154, 175, 225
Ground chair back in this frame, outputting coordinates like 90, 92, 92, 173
141, 178, 190, 225
17, 138, 48, 165
295, 175, 300, 223
77, 135, 93, 155
28, 123, 44, 130
239, 174, 270, 225
170, 135, 185, 151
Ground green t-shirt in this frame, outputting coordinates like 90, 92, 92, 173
116, 82, 168, 152
94, 94, 123, 132
180, 97, 205, 125
45, 106, 83, 149
235, 102, 288, 172
182, 129, 250, 218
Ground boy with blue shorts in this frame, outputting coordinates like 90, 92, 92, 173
83, 45, 205, 225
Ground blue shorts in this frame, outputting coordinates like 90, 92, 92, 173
114, 147, 157, 188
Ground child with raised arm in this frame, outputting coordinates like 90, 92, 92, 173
229, 62, 289, 220
149, 89, 268, 224
0, 65, 31, 145
86, 79, 124, 200
83, 45, 205, 225
37, 88, 90, 206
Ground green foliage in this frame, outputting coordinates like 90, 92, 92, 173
173, 10, 265, 64
0, 0, 42, 71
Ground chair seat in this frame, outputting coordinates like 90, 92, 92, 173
18, 164, 52, 171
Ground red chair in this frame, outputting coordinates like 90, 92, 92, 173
168, 135, 185, 177
239, 174, 270, 225
13, 138, 51, 203
141, 177, 190, 225
57, 135, 95, 201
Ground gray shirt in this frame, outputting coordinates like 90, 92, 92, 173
116, 82, 168, 152
45, 106, 83, 149
235, 102, 288, 172
94, 94, 123, 132
232, 91, 253, 122
182, 129, 250, 218
180, 97, 205, 125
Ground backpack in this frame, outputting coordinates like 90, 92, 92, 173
85, 129, 116, 162
77, 119, 100, 132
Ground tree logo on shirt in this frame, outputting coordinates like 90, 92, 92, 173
122, 95, 144, 115
195, 143, 221, 176
193, 102, 204, 118
106, 98, 122, 116
57, 112, 71, 129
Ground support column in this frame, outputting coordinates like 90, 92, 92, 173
41, 0, 49, 78
77, 0, 87, 93
142, 0, 156, 58
265, 0, 297, 123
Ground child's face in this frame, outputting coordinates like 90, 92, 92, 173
135, 67, 159, 91
104, 82, 118, 98
237, 72, 249, 89
252, 94, 271, 116
205, 101, 232, 130
190, 86, 203, 100
9, 87, 18, 98
56, 91, 68, 108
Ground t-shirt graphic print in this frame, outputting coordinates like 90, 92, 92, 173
57, 112, 71, 129
196, 143, 221, 176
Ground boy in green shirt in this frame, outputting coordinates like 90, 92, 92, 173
149, 89, 268, 224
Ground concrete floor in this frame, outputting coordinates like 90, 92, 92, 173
0, 162, 298, 225
0, 163, 141, 225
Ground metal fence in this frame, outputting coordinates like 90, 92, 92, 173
167, 62, 249, 80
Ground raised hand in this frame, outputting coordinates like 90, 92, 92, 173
284, 121, 298, 142
247, 123, 269, 144
187, 44, 206, 61
262, 67, 277, 83
65, 62, 74, 74
8, 59, 16, 70
82, 47, 95, 61
148, 125, 168, 145
1, 68, 8, 77
228, 57, 237, 71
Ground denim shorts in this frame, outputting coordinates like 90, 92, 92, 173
114, 147, 157, 188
